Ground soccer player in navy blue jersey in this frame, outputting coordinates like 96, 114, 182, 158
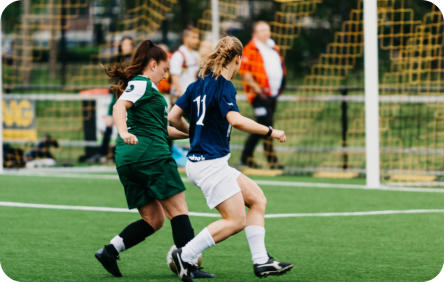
168, 36, 293, 281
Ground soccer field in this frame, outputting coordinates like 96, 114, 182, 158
1, 172, 444, 282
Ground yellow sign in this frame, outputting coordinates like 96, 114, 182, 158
2, 98, 37, 141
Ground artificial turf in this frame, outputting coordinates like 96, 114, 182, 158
1, 174, 443, 281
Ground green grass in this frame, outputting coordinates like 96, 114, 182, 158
1, 174, 444, 281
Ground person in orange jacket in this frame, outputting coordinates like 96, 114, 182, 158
239, 21, 286, 169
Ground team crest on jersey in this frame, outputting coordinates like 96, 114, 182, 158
125, 84, 135, 92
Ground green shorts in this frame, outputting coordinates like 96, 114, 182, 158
117, 157, 186, 209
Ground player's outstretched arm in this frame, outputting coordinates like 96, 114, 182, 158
113, 100, 138, 145
226, 111, 286, 142
168, 126, 188, 140
168, 105, 190, 134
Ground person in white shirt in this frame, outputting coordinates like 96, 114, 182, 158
170, 27, 201, 101
239, 21, 286, 170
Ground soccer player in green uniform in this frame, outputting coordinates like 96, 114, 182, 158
94, 39, 214, 279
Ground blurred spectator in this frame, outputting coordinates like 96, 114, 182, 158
25, 134, 59, 168
3, 143, 25, 168
99, 36, 134, 163
116, 36, 134, 63
158, 43, 187, 166
2, 37, 13, 65
157, 43, 173, 101
170, 26, 200, 102
239, 21, 286, 169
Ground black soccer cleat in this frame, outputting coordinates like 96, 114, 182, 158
95, 244, 123, 277
253, 255, 293, 278
171, 248, 194, 282
190, 267, 216, 279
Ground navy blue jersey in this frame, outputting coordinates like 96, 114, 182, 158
175, 73, 239, 161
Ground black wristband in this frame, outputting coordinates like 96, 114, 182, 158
265, 126, 273, 137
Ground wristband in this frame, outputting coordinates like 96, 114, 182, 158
265, 126, 273, 137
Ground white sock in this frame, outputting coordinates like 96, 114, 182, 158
110, 235, 125, 253
245, 225, 269, 264
181, 228, 215, 263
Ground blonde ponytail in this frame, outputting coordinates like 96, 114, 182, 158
198, 36, 243, 78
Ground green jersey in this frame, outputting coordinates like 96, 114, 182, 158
115, 75, 170, 168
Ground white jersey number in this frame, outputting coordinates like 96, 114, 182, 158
193, 94, 207, 126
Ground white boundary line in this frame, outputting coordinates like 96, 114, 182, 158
252, 179, 444, 193
2, 170, 444, 193
1, 201, 444, 218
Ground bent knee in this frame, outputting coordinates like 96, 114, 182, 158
251, 193, 267, 212
259, 194, 267, 209
230, 215, 246, 233
141, 214, 164, 230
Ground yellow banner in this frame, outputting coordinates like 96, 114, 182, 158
3, 129, 37, 141
2, 98, 37, 141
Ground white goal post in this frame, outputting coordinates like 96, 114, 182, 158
363, 0, 381, 188
211, 0, 220, 47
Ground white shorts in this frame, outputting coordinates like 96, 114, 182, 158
186, 154, 241, 209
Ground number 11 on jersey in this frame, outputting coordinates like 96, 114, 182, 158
193, 94, 207, 125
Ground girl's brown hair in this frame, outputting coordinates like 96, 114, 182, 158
198, 36, 243, 78
106, 39, 167, 97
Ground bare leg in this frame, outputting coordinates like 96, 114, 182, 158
206, 192, 246, 243
159, 191, 189, 220
160, 192, 195, 248
237, 173, 269, 264
138, 200, 165, 230
178, 192, 246, 265
237, 173, 267, 227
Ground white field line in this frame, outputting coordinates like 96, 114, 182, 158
2, 172, 119, 180
2, 170, 444, 193
252, 179, 444, 193
1, 201, 444, 218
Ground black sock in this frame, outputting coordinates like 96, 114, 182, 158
119, 219, 155, 250
171, 215, 194, 248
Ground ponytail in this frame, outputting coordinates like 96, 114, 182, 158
199, 36, 243, 78
105, 39, 167, 98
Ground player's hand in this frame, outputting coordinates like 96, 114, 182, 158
120, 132, 138, 145
253, 85, 268, 100
271, 129, 286, 143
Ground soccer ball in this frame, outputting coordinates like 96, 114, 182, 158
166, 245, 203, 274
